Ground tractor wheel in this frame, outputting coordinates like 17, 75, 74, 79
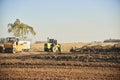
52, 46, 58, 52
44, 48, 49, 52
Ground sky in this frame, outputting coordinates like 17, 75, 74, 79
0, 0, 120, 43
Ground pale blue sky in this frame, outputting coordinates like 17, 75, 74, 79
0, 0, 120, 42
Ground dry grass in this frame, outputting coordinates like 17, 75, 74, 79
30, 43, 44, 52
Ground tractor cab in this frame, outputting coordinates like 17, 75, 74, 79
48, 39, 57, 44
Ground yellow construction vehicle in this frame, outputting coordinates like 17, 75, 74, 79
3, 37, 24, 53
44, 38, 61, 52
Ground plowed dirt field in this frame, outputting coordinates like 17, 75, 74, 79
0, 52, 120, 80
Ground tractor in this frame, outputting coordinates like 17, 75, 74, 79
3, 37, 24, 53
44, 38, 61, 52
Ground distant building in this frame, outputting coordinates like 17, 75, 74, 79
104, 39, 120, 42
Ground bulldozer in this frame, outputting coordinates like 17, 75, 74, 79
44, 38, 61, 52
3, 37, 24, 53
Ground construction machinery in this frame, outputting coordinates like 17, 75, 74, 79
44, 38, 61, 52
0, 37, 31, 53
3, 37, 24, 53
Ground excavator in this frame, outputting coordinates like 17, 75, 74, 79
44, 38, 61, 52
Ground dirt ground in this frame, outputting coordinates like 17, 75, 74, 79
1, 67, 119, 80
0, 51, 120, 80
0, 42, 120, 80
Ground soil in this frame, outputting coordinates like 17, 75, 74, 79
0, 42, 120, 80
0, 51, 120, 80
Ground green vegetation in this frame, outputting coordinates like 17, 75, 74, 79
8, 19, 36, 40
